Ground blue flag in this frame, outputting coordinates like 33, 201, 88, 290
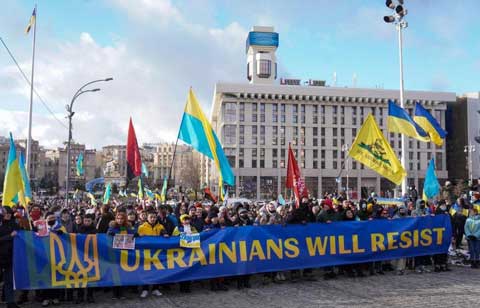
141, 163, 149, 177
76, 153, 84, 176
423, 159, 440, 199
103, 183, 111, 204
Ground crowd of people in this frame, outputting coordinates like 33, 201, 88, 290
1, 181, 480, 308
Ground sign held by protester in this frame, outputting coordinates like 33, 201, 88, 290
179, 233, 201, 248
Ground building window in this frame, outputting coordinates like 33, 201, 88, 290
239, 159, 244, 168
223, 102, 236, 122
260, 126, 265, 145
273, 149, 278, 158
313, 161, 318, 169
333, 139, 337, 147
313, 138, 318, 146
260, 160, 265, 168
223, 125, 236, 145
333, 128, 338, 137
273, 160, 277, 168
258, 59, 271, 78
321, 139, 325, 147
313, 149, 318, 159
252, 160, 257, 168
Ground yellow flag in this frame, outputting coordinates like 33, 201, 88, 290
348, 114, 406, 185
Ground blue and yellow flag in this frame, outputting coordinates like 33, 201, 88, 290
103, 183, 111, 204
138, 178, 144, 200
76, 153, 84, 176
87, 192, 97, 206
18, 152, 32, 204
178, 89, 234, 186
422, 159, 440, 200
2, 133, 24, 206
349, 114, 406, 185
387, 100, 430, 142
160, 176, 168, 202
25, 7, 36, 34
413, 102, 447, 146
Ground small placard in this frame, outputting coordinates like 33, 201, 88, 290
112, 234, 135, 250
179, 233, 201, 248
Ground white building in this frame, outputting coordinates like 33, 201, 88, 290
209, 26, 455, 200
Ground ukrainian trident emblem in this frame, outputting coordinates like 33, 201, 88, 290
49, 233, 100, 288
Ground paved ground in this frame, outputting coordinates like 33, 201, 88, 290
14, 265, 480, 308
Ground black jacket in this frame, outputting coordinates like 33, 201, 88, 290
96, 212, 114, 233
78, 224, 97, 235
0, 219, 20, 266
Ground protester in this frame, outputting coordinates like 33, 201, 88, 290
138, 211, 167, 298
0, 206, 20, 308
465, 208, 480, 268
107, 212, 136, 300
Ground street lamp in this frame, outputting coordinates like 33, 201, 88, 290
341, 144, 350, 200
464, 144, 476, 185
65, 78, 113, 207
383, 0, 408, 196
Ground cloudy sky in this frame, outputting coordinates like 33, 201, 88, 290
0, 0, 478, 149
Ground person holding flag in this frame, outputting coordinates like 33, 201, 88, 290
0, 206, 20, 308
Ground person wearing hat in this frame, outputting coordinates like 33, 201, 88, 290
441, 181, 456, 206
433, 200, 451, 272
465, 208, 480, 268
172, 214, 197, 293
74, 214, 97, 304
0, 206, 20, 308
472, 192, 480, 213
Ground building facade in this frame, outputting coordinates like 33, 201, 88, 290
101, 145, 127, 186
208, 26, 454, 200
447, 93, 480, 181
58, 143, 96, 190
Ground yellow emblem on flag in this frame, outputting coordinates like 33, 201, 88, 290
349, 114, 406, 185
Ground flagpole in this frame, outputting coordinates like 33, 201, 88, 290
167, 137, 179, 190
26, 4, 37, 177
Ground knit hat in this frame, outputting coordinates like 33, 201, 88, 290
180, 214, 191, 222
322, 199, 333, 210
238, 208, 248, 215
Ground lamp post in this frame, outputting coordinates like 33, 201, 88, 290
384, 0, 408, 197
341, 144, 350, 199
464, 143, 476, 185
64, 78, 113, 207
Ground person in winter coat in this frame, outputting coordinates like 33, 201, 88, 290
75, 214, 97, 303
393, 205, 409, 274
433, 201, 451, 272
410, 200, 431, 273
172, 215, 198, 293
0, 206, 20, 308
156, 205, 175, 235
451, 198, 468, 249
107, 212, 136, 300
96, 205, 114, 233
233, 209, 253, 288
60, 209, 74, 233
465, 208, 480, 268
138, 211, 167, 298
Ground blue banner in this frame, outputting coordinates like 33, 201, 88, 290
13, 215, 451, 290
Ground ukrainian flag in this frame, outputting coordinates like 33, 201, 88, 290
25, 7, 36, 34
76, 153, 84, 176
18, 152, 32, 204
178, 89, 234, 186
2, 133, 25, 206
387, 100, 430, 142
413, 102, 447, 146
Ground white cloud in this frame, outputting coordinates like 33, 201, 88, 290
1, 0, 249, 150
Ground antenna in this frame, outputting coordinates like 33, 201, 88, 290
353, 73, 357, 88
333, 72, 337, 87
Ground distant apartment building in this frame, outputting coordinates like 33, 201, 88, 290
208, 26, 454, 200
58, 143, 96, 190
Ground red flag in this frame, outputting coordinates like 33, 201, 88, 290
204, 187, 218, 203
126, 118, 142, 183
286, 144, 308, 207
